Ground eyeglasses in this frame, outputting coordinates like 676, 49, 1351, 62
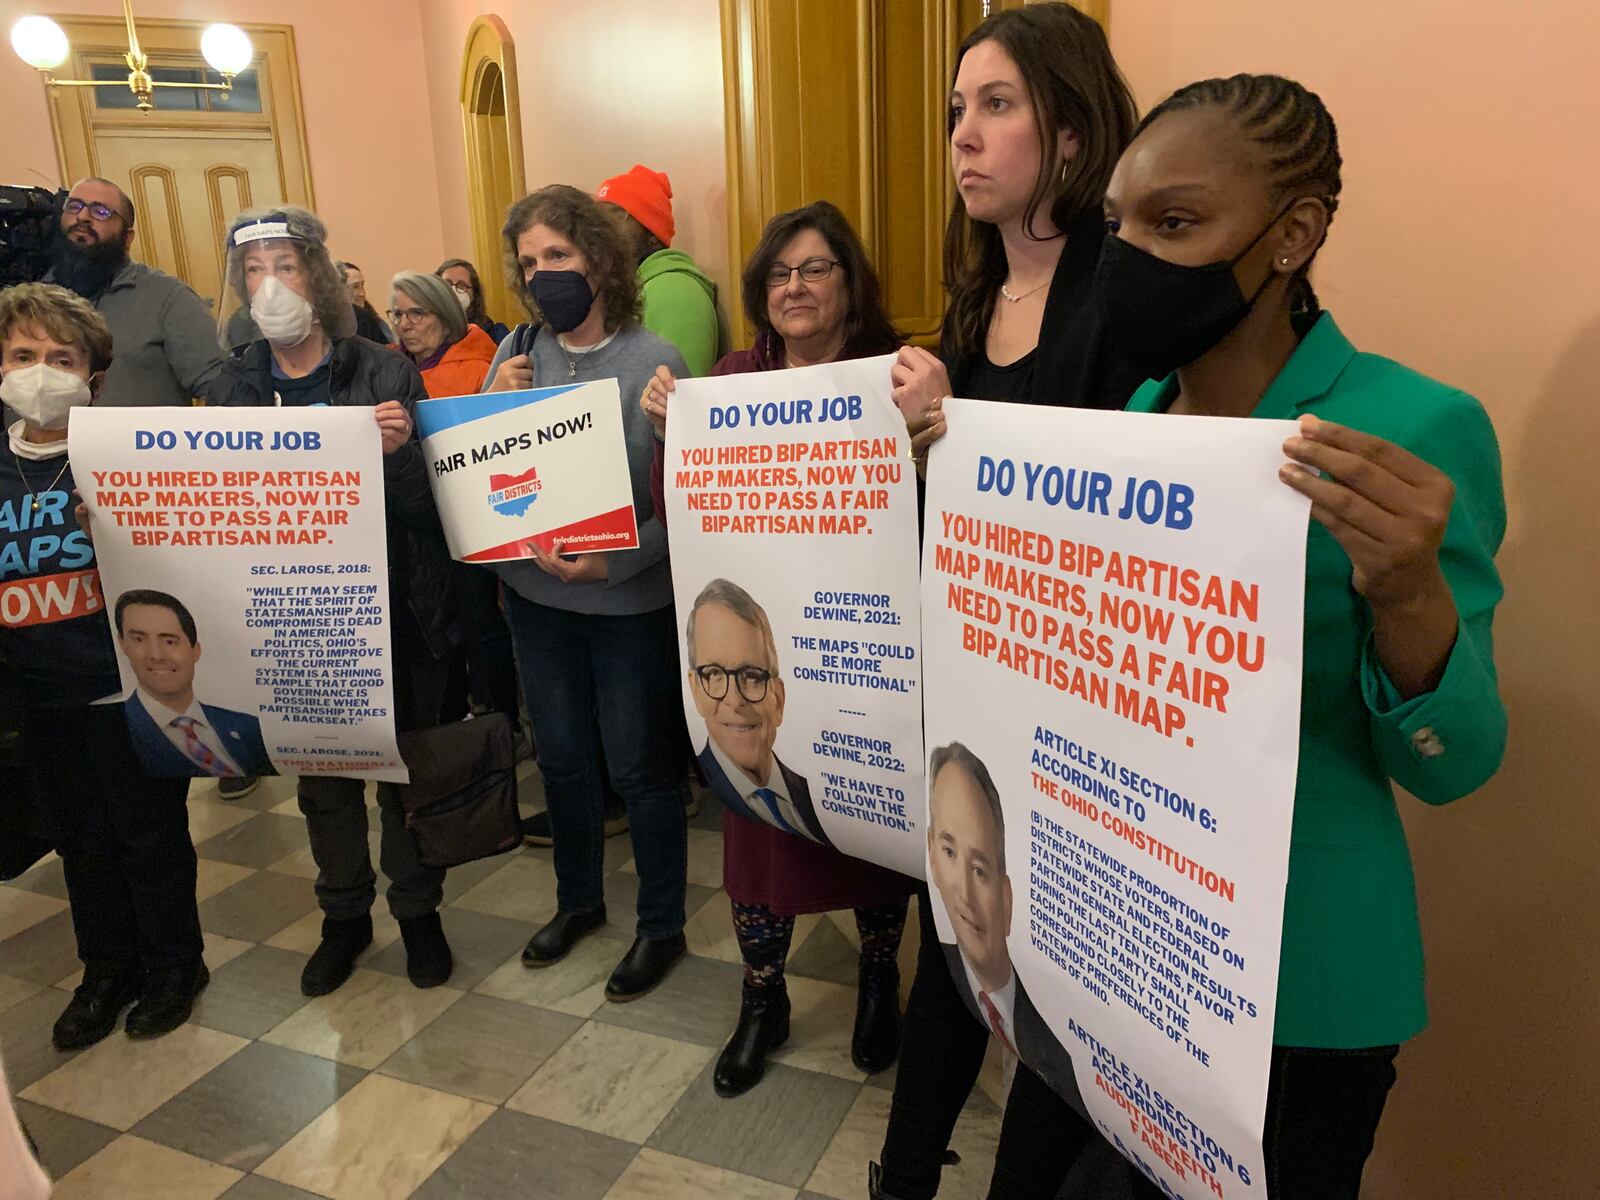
446, 281, 473, 296
386, 307, 433, 325
63, 198, 122, 223
692, 664, 773, 704
765, 257, 842, 289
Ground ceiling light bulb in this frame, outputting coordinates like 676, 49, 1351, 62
201, 23, 252, 76
11, 15, 69, 71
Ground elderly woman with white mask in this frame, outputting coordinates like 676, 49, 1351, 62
211, 206, 466, 1000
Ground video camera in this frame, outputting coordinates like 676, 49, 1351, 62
0, 184, 65, 289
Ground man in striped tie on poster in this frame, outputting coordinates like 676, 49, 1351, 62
115, 589, 275, 780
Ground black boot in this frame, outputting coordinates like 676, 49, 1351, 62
714, 983, 791, 1098
868, 1155, 958, 1199
851, 961, 901, 1074
868, 1162, 906, 1199
604, 932, 687, 1000
125, 960, 209, 1039
399, 912, 453, 989
300, 914, 373, 997
522, 906, 607, 967
52, 968, 140, 1050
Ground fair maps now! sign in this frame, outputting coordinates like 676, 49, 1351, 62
415, 379, 639, 563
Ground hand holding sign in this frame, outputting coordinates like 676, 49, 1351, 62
891, 346, 950, 477
373, 401, 412, 455
1280, 413, 1458, 697
640, 365, 677, 438
489, 353, 535, 393
531, 539, 608, 583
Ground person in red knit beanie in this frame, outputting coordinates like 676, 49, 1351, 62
597, 164, 720, 377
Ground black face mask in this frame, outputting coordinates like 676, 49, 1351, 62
1095, 204, 1291, 380
528, 269, 593, 334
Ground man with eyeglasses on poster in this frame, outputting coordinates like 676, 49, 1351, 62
39, 178, 225, 409
686, 578, 829, 846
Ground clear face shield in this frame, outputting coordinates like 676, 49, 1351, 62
217, 215, 311, 351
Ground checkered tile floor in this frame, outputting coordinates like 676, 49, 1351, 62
0, 765, 1009, 1199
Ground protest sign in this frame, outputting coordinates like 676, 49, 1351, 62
415, 380, 639, 562
921, 400, 1309, 1198
665, 356, 925, 878
69, 406, 407, 782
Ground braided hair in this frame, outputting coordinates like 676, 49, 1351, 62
1138, 74, 1342, 320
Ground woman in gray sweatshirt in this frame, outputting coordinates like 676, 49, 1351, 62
482, 185, 691, 998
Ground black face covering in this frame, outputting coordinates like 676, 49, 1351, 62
49, 227, 129, 303
1095, 204, 1291, 381
528, 270, 594, 334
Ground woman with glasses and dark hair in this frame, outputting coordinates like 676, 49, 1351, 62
435, 258, 510, 345
638, 200, 916, 1099
871, 5, 1149, 1199
479, 184, 693, 1001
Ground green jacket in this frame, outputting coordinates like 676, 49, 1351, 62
638, 248, 719, 378
1128, 313, 1506, 1048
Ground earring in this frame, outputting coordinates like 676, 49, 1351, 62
1280, 257, 1291, 266
1060, 160, 1069, 185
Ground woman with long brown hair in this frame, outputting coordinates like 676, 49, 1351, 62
873, 5, 1145, 1198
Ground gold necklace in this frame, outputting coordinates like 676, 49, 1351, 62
14, 451, 71, 512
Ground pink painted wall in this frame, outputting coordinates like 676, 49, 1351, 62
0, 0, 446, 296
417, 0, 731, 307
1107, 4, 1600, 1197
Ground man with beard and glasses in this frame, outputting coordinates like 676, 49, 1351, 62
41, 178, 225, 409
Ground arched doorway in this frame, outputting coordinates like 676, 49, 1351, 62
460, 16, 526, 328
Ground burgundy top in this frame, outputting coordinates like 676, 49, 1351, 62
660, 333, 916, 915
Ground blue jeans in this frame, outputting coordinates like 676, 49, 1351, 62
504, 594, 686, 939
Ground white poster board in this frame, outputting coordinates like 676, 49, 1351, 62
415, 379, 639, 562
921, 400, 1309, 1198
69, 406, 407, 782
665, 356, 926, 878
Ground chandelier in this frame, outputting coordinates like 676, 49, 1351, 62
10, 2, 253, 114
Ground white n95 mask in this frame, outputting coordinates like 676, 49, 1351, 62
251, 276, 316, 346
0, 362, 93, 430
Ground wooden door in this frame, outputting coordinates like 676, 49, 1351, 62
721, 0, 955, 349
44, 18, 314, 317
92, 130, 282, 313
460, 17, 527, 330
721, 0, 1110, 349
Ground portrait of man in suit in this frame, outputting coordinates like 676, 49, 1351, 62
685, 578, 828, 845
927, 741, 1087, 1117
114, 589, 275, 779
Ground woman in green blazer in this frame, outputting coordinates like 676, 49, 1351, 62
1092, 75, 1507, 1198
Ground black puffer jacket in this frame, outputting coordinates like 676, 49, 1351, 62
212, 337, 462, 661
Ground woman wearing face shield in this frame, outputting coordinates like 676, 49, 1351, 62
211, 206, 466, 999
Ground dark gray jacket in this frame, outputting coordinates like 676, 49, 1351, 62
210, 337, 462, 662
50, 260, 226, 407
